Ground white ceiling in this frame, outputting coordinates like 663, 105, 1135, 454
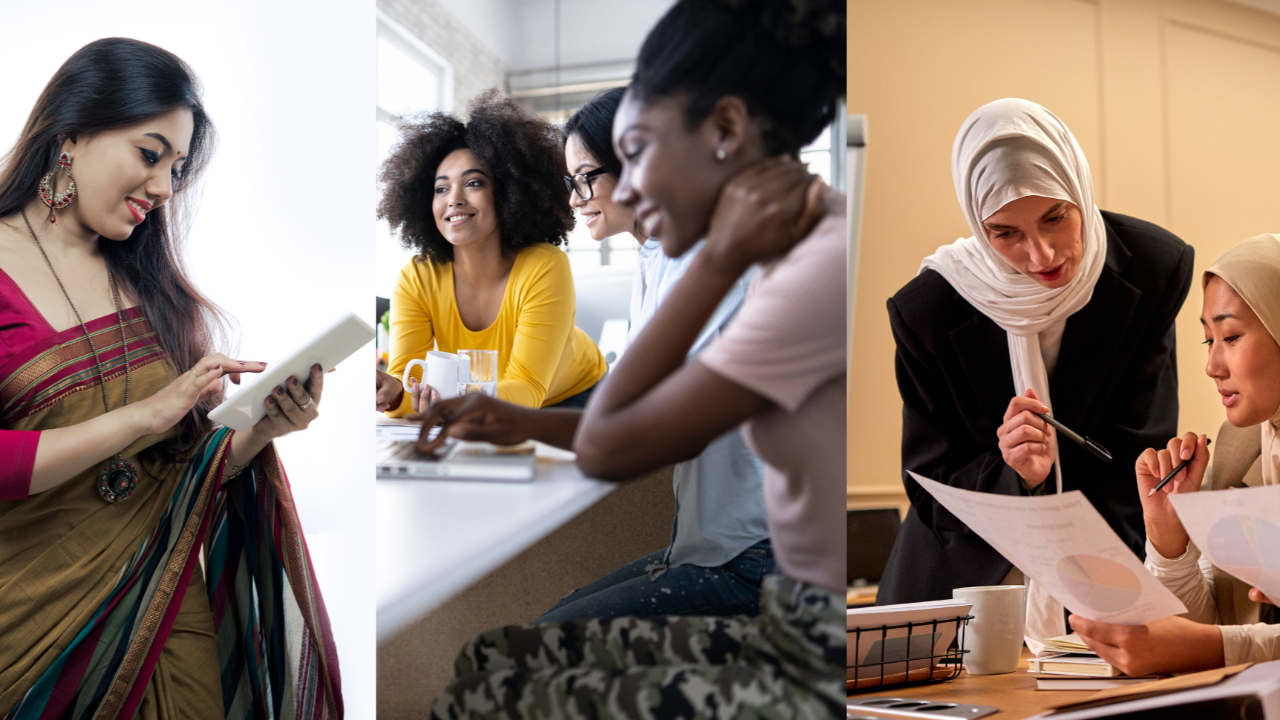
439, 0, 677, 71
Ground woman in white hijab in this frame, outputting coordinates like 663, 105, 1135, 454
1069, 235, 1280, 675
877, 98, 1195, 650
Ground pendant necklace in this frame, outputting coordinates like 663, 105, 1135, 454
21, 208, 138, 502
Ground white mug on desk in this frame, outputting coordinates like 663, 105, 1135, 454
402, 350, 463, 401
952, 585, 1026, 676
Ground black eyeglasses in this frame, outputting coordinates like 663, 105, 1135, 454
563, 167, 610, 201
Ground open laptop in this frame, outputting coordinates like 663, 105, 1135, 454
375, 426, 537, 482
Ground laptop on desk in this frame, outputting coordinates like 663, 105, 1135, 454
376, 429, 537, 482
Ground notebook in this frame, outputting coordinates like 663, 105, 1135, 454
1028, 652, 1119, 677
1036, 675, 1160, 690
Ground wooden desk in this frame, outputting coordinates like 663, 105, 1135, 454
847, 585, 878, 607
848, 649, 1080, 719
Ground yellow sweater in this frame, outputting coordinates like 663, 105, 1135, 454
387, 243, 607, 414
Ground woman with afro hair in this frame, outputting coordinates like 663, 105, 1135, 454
427, 0, 845, 716
374, 89, 607, 416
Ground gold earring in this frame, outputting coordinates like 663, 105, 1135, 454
38, 152, 77, 224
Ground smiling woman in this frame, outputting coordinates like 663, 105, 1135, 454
50, 114, 190, 236
0, 38, 341, 718
427, 0, 847, 716
374, 89, 607, 415
564, 87, 641, 245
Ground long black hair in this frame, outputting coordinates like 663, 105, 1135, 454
632, 0, 845, 157
0, 38, 227, 457
564, 87, 627, 180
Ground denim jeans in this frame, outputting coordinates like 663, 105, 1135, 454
546, 373, 603, 410
534, 539, 775, 622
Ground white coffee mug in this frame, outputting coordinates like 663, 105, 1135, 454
952, 585, 1026, 676
402, 350, 459, 401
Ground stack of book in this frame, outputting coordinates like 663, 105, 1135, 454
1030, 634, 1163, 690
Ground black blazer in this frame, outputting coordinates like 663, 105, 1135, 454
877, 212, 1194, 605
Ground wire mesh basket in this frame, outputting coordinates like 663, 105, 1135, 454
846, 614, 972, 692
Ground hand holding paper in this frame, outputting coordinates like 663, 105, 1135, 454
909, 471, 1186, 625
1169, 483, 1280, 605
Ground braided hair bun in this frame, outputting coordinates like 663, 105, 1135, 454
632, 0, 845, 156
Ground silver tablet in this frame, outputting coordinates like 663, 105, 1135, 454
210, 312, 375, 431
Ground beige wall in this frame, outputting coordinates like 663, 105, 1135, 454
848, 0, 1280, 507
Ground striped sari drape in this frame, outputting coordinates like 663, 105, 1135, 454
206, 444, 343, 720
5, 431, 343, 720
0, 309, 342, 719
6, 430, 226, 720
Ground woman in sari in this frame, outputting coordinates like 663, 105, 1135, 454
428, 0, 845, 716
0, 38, 341, 719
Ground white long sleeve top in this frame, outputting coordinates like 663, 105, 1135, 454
1145, 538, 1280, 664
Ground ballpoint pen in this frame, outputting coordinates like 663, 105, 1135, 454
1034, 413, 1113, 463
1147, 437, 1212, 497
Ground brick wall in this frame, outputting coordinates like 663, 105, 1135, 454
378, 0, 506, 116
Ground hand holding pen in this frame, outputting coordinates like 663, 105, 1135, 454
1147, 435, 1212, 497
1137, 432, 1211, 560
998, 389, 1059, 489
999, 389, 1114, 490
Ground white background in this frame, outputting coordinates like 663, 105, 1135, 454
1, 1, 375, 716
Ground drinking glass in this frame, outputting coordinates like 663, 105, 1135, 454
457, 349, 498, 397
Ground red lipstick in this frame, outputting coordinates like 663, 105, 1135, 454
126, 197, 151, 224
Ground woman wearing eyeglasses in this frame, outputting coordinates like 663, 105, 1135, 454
374, 89, 607, 416
415, 87, 773, 623
429, 0, 844, 714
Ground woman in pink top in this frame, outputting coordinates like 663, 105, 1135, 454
428, 0, 846, 717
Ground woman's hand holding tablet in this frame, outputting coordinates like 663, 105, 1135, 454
250, 363, 325, 440
212, 312, 373, 431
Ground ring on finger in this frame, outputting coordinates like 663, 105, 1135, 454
299, 395, 313, 410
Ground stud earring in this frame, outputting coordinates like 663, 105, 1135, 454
714, 147, 727, 162
38, 152, 77, 224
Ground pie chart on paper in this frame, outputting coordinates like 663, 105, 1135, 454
1055, 555, 1142, 613
1206, 515, 1280, 592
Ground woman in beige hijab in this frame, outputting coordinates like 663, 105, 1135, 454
1070, 234, 1280, 675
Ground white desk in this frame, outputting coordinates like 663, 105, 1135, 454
375, 415, 614, 642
